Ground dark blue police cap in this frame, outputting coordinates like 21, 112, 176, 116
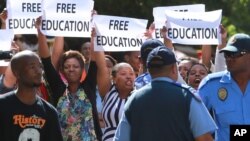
140, 39, 164, 62
220, 33, 250, 53
147, 46, 177, 68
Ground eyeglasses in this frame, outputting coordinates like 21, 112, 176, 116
14, 37, 23, 42
224, 51, 249, 58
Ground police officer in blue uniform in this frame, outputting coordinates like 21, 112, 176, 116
198, 33, 250, 141
134, 39, 165, 89
114, 46, 217, 141
134, 39, 186, 90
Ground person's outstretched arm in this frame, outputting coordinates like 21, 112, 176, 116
0, 8, 7, 29
161, 26, 174, 49
91, 27, 111, 98
201, 45, 212, 71
214, 24, 227, 72
36, 17, 50, 59
51, 37, 64, 71
36, 17, 66, 105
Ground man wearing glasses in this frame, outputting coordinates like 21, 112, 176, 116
198, 33, 250, 141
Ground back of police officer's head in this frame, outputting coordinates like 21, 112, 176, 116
140, 39, 165, 66
10, 50, 40, 78
147, 46, 178, 80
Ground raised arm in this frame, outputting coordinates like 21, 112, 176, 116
0, 8, 7, 29
161, 26, 174, 49
36, 17, 66, 105
91, 28, 111, 97
51, 37, 64, 71
36, 17, 50, 58
214, 24, 227, 72
201, 45, 212, 71
143, 22, 154, 39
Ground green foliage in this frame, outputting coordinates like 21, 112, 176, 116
94, 0, 250, 35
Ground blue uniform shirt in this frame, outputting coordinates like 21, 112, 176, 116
198, 70, 250, 141
135, 71, 187, 90
114, 77, 217, 141
134, 72, 151, 90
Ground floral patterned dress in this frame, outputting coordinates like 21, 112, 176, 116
57, 88, 97, 141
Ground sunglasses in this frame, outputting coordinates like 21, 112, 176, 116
224, 51, 248, 58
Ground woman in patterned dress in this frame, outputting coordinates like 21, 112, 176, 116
36, 21, 109, 140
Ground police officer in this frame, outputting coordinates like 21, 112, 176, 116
114, 46, 217, 141
198, 33, 250, 141
134, 39, 164, 89
134, 39, 186, 90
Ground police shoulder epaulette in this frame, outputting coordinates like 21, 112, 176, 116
135, 73, 147, 81
206, 71, 226, 80
199, 71, 226, 89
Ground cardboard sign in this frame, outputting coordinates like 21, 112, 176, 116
41, 0, 94, 37
0, 29, 14, 51
93, 15, 148, 52
6, 0, 42, 34
153, 4, 205, 41
165, 9, 222, 45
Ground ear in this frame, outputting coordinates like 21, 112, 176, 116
172, 64, 177, 74
172, 64, 179, 81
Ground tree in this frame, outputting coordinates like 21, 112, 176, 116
94, 0, 250, 36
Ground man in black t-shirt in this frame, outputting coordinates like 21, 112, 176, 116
0, 50, 63, 141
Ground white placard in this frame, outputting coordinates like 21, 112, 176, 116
153, 4, 205, 41
40, 0, 94, 37
0, 29, 14, 51
6, 0, 42, 34
93, 15, 148, 52
165, 9, 222, 45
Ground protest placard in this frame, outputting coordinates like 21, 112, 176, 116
153, 4, 205, 41
6, 0, 42, 34
93, 15, 148, 51
0, 29, 14, 51
41, 0, 94, 37
165, 9, 222, 45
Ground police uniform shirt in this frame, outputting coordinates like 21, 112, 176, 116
199, 70, 250, 141
134, 71, 186, 90
114, 77, 217, 141
134, 72, 151, 90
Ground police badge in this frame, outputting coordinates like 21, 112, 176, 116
218, 87, 228, 101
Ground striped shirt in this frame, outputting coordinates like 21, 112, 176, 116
102, 85, 128, 141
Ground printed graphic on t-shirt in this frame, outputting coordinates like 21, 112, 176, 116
18, 128, 39, 141
13, 114, 46, 141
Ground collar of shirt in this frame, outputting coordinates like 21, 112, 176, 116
220, 71, 233, 83
151, 77, 175, 83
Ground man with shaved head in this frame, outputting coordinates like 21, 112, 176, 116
0, 50, 63, 141
11, 50, 42, 88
